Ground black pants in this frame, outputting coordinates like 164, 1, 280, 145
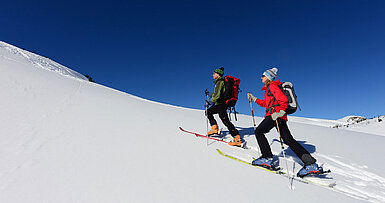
207, 103, 239, 137
255, 116, 316, 165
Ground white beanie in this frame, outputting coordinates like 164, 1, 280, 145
263, 67, 278, 81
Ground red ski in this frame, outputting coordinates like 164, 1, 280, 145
179, 127, 229, 143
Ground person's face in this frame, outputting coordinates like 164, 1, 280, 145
213, 72, 220, 80
261, 75, 270, 84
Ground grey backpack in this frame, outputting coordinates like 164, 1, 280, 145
268, 82, 301, 114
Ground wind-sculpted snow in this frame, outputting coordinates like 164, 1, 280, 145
0, 41, 87, 80
1, 42, 384, 202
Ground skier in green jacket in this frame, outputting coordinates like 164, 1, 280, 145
206, 67, 244, 147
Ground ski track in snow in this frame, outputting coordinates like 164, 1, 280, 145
317, 154, 385, 203
0, 78, 83, 190
0, 42, 87, 191
219, 134, 385, 203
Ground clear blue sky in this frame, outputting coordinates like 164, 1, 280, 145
1, 0, 385, 119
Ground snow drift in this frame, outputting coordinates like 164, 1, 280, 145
1, 41, 385, 202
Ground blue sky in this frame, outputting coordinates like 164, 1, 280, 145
1, 0, 385, 119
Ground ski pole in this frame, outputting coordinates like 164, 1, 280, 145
249, 98, 260, 156
249, 99, 257, 131
205, 89, 210, 146
233, 107, 238, 121
275, 119, 293, 189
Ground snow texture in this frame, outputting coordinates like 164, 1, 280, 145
1, 41, 385, 202
0, 41, 87, 80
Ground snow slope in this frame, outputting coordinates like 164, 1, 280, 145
1, 41, 385, 202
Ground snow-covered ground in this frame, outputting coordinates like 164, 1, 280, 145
1, 41, 385, 202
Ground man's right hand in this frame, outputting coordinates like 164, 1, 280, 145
205, 100, 213, 108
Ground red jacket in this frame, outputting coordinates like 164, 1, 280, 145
255, 80, 288, 121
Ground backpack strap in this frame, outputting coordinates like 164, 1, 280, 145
266, 86, 279, 114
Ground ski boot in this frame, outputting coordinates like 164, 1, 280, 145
207, 124, 219, 136
297, 163, 324, 178
228, 135, 245, 147
252, 157, 276, 170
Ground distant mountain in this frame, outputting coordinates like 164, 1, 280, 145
337, 115, 367, 123
333, 115, 385, 136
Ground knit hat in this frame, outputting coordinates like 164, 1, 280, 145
214, 67, 224, 77
263, 67, 278, 81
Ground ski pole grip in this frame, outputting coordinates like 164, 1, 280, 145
204, 89, 209, 96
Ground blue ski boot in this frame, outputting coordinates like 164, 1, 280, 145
252, 157, 275, 170
297, 163, 323, 177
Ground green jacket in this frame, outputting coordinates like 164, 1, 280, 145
211, 77, 225, 105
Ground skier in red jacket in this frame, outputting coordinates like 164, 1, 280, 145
247, 67, 323, 177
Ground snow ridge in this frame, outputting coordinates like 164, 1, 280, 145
0, 41, 87, 80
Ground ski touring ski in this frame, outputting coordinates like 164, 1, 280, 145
179, 127, 229, 143
179, 127, 248, 149
216, 149, 336, 189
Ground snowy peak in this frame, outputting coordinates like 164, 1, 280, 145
335, 115, 385, 126
0, 41, 87, 80
333, 115, 385, 136
338, 115, 367, 123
